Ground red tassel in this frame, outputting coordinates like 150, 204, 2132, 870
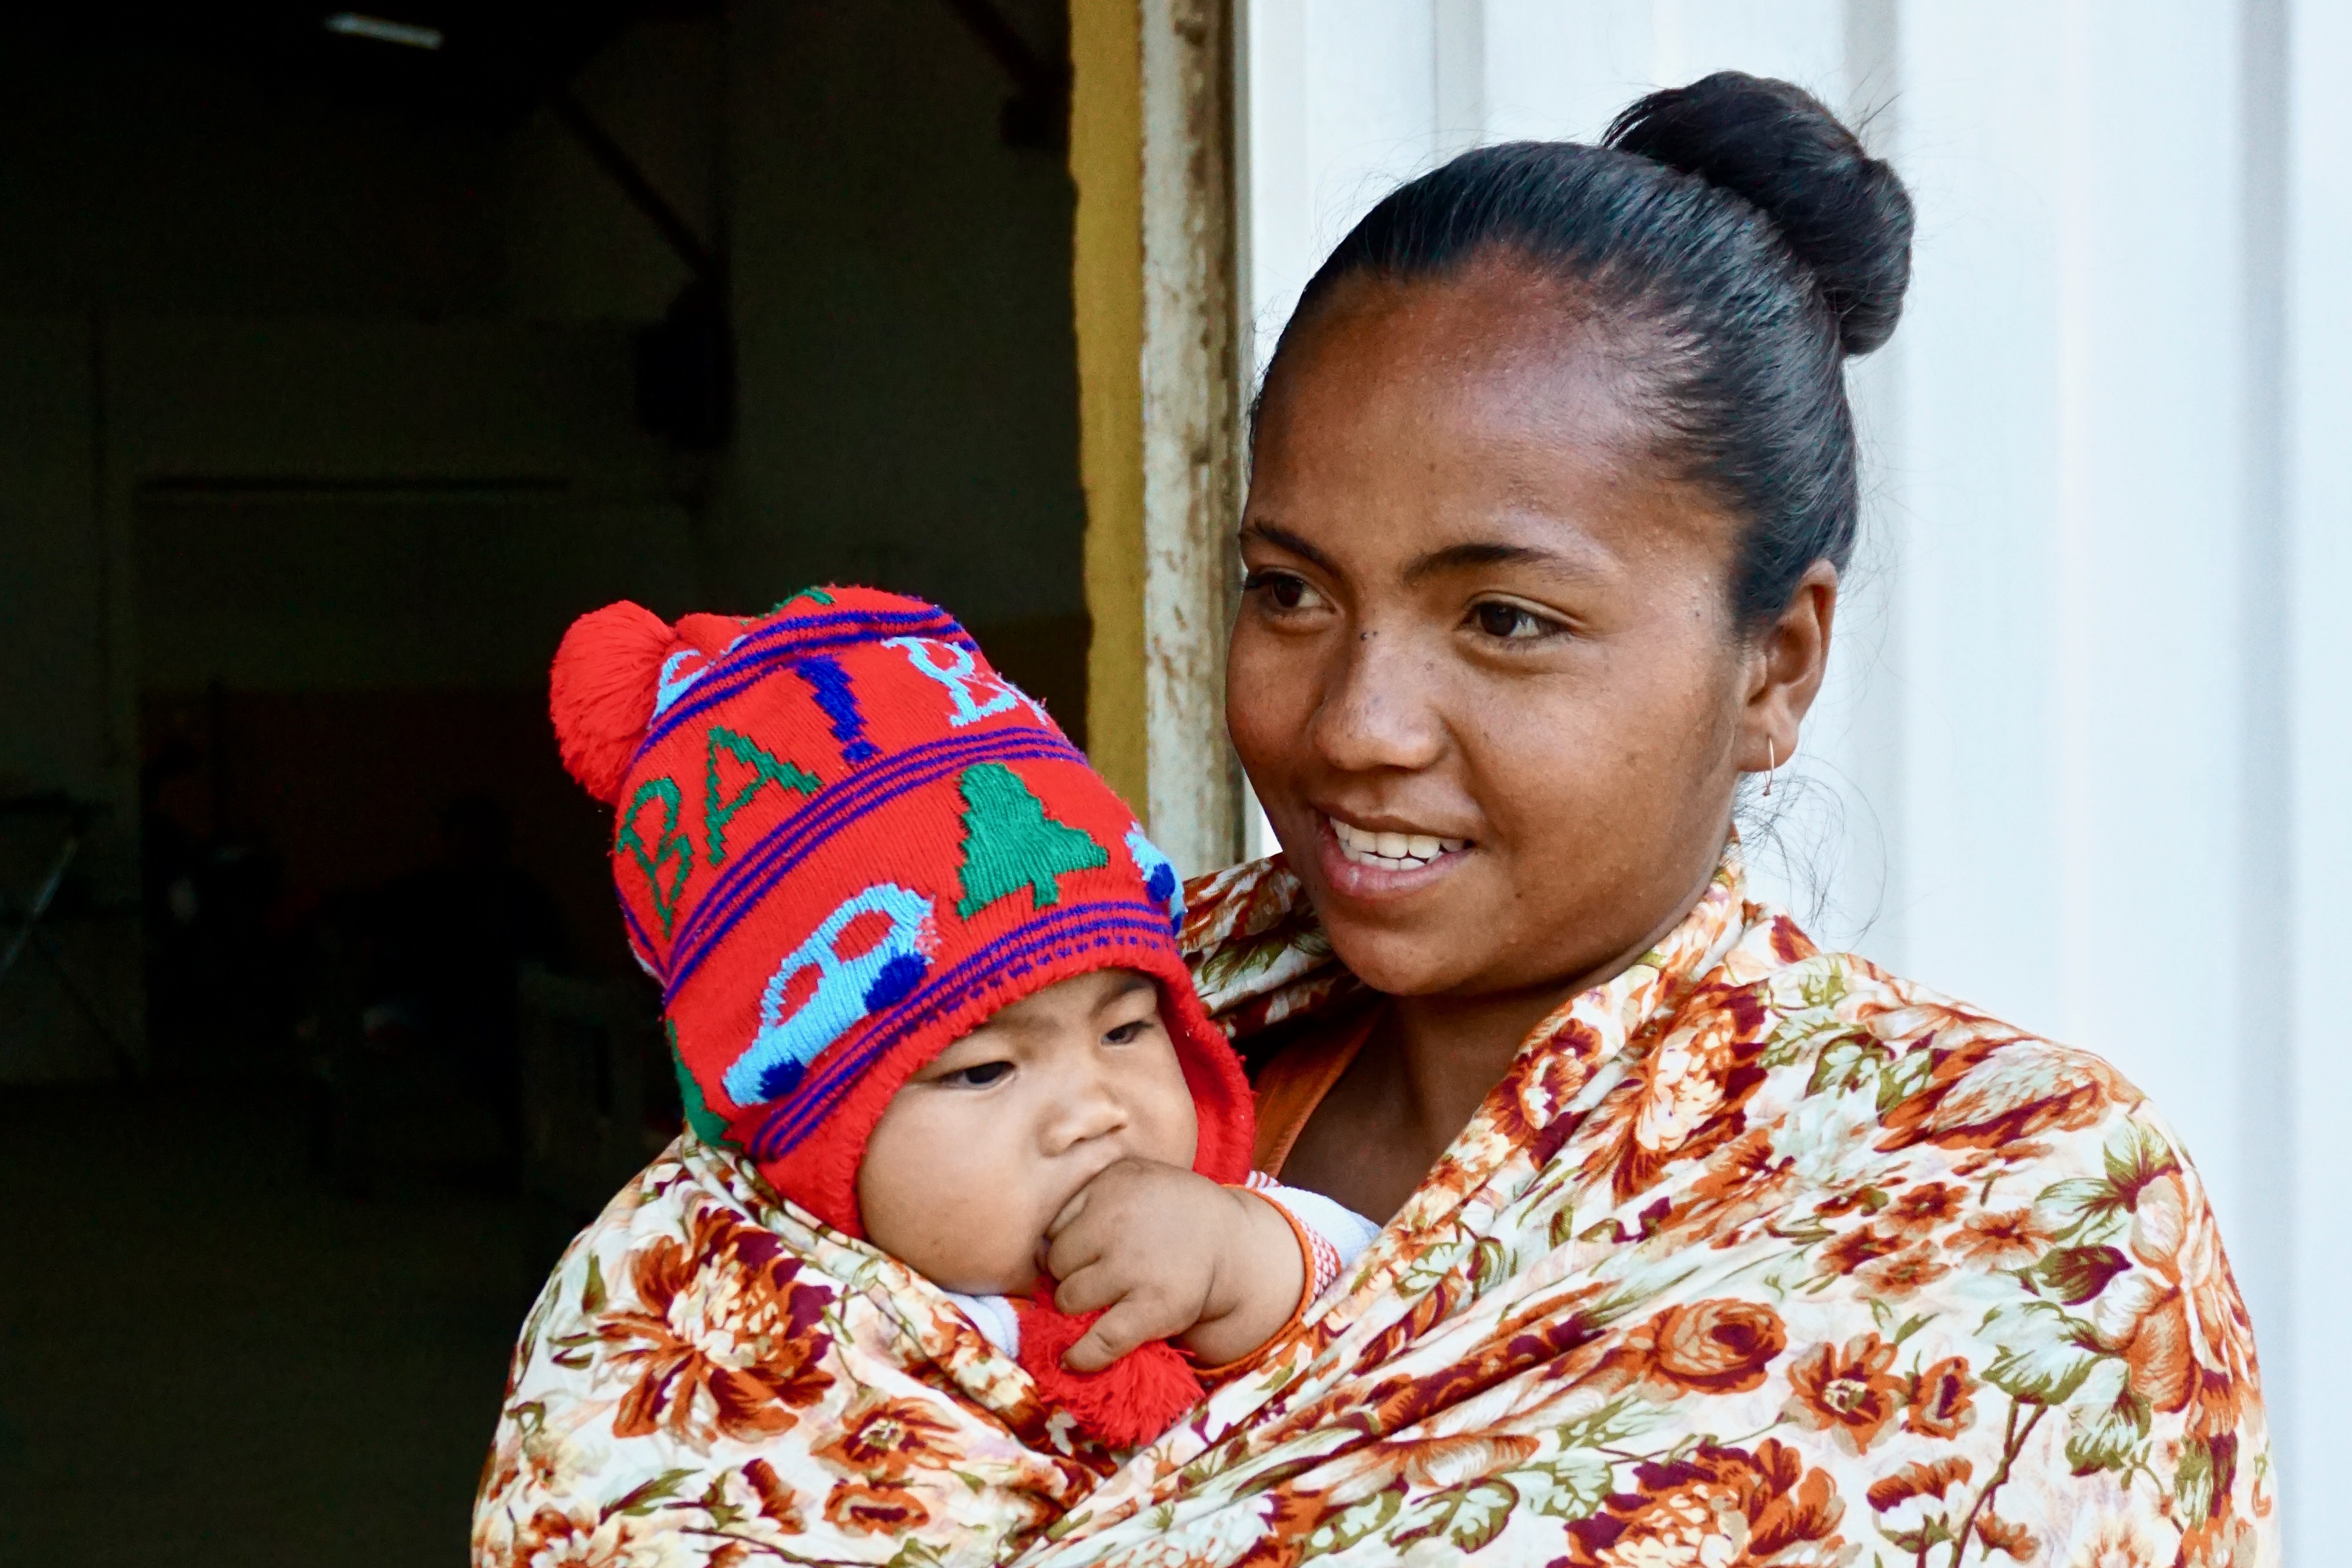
1015, 1292, 1205, 1449
549, 602, 676, 804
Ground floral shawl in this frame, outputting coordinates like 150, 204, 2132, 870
473, 851, 2273, 1567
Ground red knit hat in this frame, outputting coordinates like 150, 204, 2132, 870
547, 586, 1254, 1243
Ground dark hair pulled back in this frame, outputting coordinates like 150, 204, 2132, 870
1265, 72, 1914, 629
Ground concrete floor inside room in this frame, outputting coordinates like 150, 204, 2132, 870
0, 1081, 545, 1566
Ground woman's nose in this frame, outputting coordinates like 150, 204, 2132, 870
1307, 624, 1447, 775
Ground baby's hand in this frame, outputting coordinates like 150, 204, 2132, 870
1043, 1158, 1305, 1373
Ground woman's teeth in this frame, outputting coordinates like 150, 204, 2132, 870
1330, 818, 1466, 870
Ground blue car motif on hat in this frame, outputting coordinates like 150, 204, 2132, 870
726, 882, 934, 1106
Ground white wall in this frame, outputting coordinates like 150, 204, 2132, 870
1239, 1, 2347, 1553
2284, 0, 2352, 1552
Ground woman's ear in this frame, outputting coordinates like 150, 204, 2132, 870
1736, 559, 1839, 777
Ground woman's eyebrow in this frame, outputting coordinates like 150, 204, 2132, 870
1237, 521, 1337, 573
1403, 540, 1592, 582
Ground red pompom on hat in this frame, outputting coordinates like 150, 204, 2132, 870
549, 586, 1254, 1445
549, 601, 676, 805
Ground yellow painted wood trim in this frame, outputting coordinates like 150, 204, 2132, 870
1069, 0, 1148, 818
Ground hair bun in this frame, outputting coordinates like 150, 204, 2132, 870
550, 601, 678, 804
1606, 71, 1913, 355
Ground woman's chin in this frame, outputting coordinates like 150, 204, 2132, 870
1312, 897, 1498, 999
1282, 813, 1535, 995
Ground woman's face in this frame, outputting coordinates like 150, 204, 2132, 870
1229, 257, 1818, 1004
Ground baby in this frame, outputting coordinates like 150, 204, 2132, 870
866, 966, 1377, 1392
548, 587, 1375, 1446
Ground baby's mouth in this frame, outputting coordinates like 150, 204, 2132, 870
1327, 816, 1469, 872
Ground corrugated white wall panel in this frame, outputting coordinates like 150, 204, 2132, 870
1240, 0, 2338, 1548
2284, 0, 2352, 1550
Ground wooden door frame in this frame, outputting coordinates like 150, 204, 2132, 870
1068, 0, 1246, 877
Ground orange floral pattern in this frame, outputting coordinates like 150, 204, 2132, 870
1785, 1333, 1910, 1454
1559, 1440, 1846, 1567
473, 848, 2274, 1566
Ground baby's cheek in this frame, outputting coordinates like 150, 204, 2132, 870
1151, 1068, 1202, 1170
860, 1116, 1051, 1293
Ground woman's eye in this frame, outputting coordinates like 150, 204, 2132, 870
1243, 569, 1325, 613
1470, 601, 1561, 641
945, 1061, 1012, 1088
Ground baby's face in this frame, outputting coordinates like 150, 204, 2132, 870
857, 968, 1199, 1295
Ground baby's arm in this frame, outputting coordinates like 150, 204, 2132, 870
1041, 1157, 1307, 1372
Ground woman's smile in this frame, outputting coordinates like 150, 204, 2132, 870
1317, 811, 1474, 898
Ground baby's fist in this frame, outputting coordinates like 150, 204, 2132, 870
1043, 1159, 1249, 1372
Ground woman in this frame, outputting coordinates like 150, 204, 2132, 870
995, 72, 2268, 1567
476, 74, 2268, 1567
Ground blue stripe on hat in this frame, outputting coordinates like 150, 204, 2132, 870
743, 898, 1181, 1162
662, 727, 1088, 998
638, 609, 970, 755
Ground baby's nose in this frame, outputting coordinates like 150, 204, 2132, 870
1044, 1080, 1129, 1152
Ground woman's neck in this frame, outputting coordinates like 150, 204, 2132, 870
1282, 982, 1584, 1223
1380, 987, 1576, 1148
1287, 870, 1716, 1222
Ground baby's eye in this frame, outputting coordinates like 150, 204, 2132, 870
943, 1061, 1013, 1088
1102, 1019, 1151, 1045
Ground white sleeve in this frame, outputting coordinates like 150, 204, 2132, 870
942, 1290, 1023, 1358
1252, 1178, 1381, 1266
1243, 1172, 1382, 1304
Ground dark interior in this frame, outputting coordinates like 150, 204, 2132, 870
0, 4, 1083, 1561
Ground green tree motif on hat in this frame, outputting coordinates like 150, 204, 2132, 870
770, 584, 835, 613
953, 763, 1108, 918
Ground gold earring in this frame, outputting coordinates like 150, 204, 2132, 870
1763, 739, 1776, 798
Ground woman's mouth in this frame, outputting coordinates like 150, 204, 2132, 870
1328, 818, 1467, 870
1317, 813, 1472, 897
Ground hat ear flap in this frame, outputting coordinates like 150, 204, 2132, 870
550, 601, 676, 804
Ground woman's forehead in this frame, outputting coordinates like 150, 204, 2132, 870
1266, 258, 1644, 414
1245, 393, 1723, 589
1247, 268, 1730, 580
1258, 287, 1653, 477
